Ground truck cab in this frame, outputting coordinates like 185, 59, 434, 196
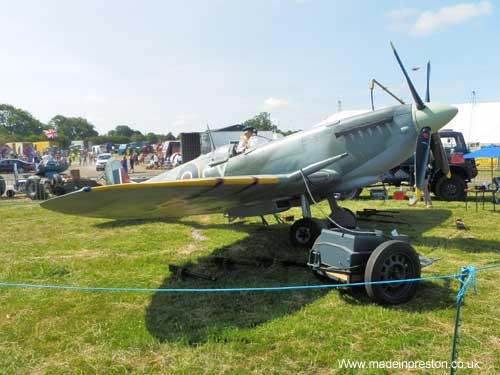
430, 130, 477, 200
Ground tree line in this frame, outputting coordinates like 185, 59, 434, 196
1, 103, 295, 149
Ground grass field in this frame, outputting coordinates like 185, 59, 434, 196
0, 196, 499, 374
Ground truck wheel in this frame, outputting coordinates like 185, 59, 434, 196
338, 188, 363, 200
435, 175, 466, 201
364, 240, 420, 305
25, 176, 47, 200
290, 218, 326, 248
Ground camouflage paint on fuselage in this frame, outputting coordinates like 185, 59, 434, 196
149, 104, 416, 197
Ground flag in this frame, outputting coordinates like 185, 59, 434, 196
44, 129, 57, 139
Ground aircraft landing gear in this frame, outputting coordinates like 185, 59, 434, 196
290, 218, 326, 247
327, 196, 356, 229
290, 195, 326, 247
289, 194, 358, 247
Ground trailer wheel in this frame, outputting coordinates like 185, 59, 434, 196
364, 240, 420, 305
290, 218, 326, 248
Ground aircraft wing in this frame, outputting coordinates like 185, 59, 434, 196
40, 176, 285, 220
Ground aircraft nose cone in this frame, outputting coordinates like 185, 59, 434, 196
413, 103, 458, 133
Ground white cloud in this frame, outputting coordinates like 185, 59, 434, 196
263, 97, 289, 111
412, 1, 492, 36
386, 2, 493, 36
386, 8, 420, 32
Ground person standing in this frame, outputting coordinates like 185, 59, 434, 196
121, 156, 128, 174
408, 165, 433, 208
129, 153, 135, 173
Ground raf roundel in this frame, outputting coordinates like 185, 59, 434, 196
177, 163, 199, 180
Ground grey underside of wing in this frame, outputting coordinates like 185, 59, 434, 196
40, 181, 282, 220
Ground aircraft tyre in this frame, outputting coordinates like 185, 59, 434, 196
364, 240, 420, 305
290, 218, 326, 248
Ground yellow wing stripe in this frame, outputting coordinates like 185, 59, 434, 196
92, 176, 280, 191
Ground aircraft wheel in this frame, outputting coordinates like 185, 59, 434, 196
290, 218, 326, 248
364, 240, 420, 305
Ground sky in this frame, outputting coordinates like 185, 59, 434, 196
0, 0, 498, 135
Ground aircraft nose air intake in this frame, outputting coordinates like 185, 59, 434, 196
413, 103, 458, 133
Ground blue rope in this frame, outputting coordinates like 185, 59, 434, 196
456, 266, 477, 303
0, 273, 462, 293
0, 263, 498, 293
475, 263, 500, 271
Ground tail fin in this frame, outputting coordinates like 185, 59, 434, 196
104, 158, 131, 185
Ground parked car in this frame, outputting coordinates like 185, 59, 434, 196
96, 153, 112, 171
0, 159, 34, 173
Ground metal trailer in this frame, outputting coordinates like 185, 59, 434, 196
308, 229, 425, 305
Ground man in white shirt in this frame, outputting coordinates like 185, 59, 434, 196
236, 127, 255, 154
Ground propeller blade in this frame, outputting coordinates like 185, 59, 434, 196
425, 60, 431, 102
390, 42, 425, 110
415, 127, 432, 190
431, 133, 451, 178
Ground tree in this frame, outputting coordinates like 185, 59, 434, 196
164, 132, 176, 141
108, 125, 137, 138
130, 132, 146, 143
145, 132, 159, 144
242, 112, 275, 132
48, 115, 98, 148
0, 104, 45, 140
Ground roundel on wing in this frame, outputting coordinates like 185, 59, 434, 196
177, 163, 199, 180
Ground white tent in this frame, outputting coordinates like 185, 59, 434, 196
444, 102, 500, 145
317, 102, 500, 145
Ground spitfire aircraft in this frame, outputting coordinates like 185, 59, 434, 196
42, 44, 458, 247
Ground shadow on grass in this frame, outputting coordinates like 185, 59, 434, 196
143, 212, 462, 345
98, 207, 494, 344
93, 216, 252, 230
144, 224, 332, 345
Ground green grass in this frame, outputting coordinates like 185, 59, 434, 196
0, 197, 499, 374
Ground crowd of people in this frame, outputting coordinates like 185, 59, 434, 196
1, 143, 183, 175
